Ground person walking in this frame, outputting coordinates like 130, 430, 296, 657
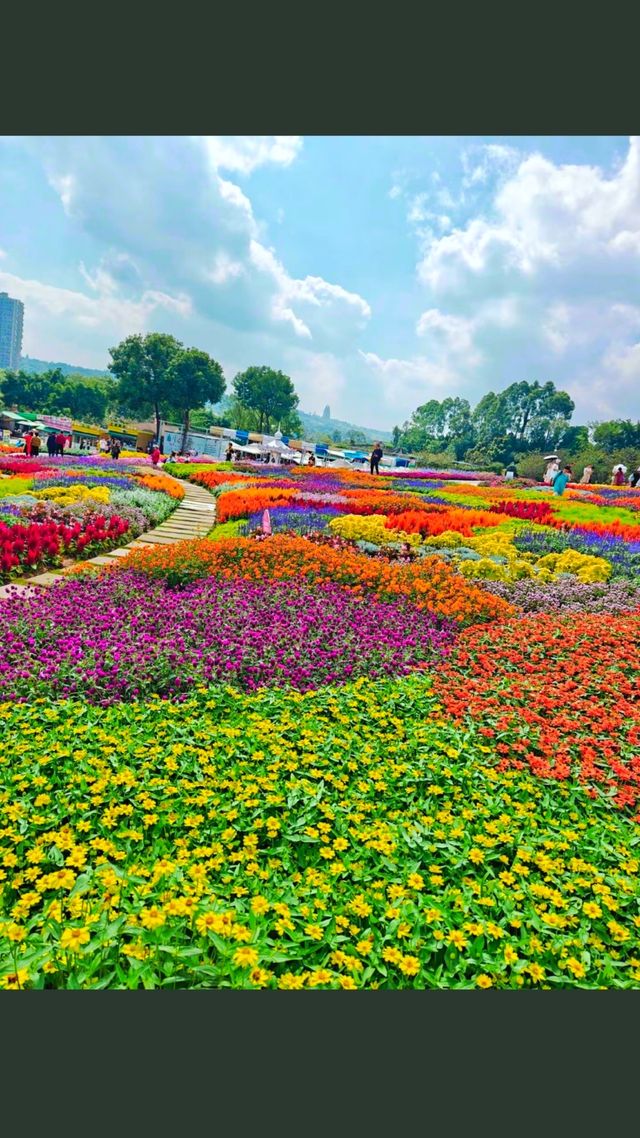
225, 443, 233, 462
110, 439, 122, 460
30, 430, 41, 457
612, 464, 626, 486
55, 431, 65, 457
150, 443, 161, 466
580, 464, 593, 485
370, 442, 383, 475
24, 429, 33, 457
552, 466, 572, 496
46, 431, 57, 456
629, 466, 640, 489
543, 457, 560, 485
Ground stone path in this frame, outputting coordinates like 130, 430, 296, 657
0, 470, 216, 596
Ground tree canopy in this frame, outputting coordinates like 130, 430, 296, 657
0, 368, 114, 423
108, 332, 184, 440
165, 349, 225, 451
232, 366, 300, 435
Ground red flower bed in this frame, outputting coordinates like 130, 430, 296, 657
0, 515, 130, 579
0, 458, 48, 475
489, 500, 555, 522
432, 613, 640, 812
385, 507, 504, 538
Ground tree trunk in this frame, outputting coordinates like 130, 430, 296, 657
180, 408, 190, 454
154, 400, 161, 447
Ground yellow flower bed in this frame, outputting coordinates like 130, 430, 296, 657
329, 514, 421, 546
36, 484, 111, 506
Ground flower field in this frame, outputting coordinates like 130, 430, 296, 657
0, 455, 181, 580
1, 461, 639, 989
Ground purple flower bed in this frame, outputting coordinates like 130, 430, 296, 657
484, 576, 640, 614
33, 472, 139, 491
241, 505, 343, 534
514, 526, 640, 578
0, 572, 455, 703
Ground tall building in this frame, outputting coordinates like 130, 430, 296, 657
0, 292, 24, 370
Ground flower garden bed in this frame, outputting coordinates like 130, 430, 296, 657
1, 460, 639, 989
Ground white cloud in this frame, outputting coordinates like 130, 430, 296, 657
388, 184, 403, 199
0, 267, 191, 363
412, 136, 640, 421
201, 136, 303, 175
358, 349, 456, 407
6, 136, 369, 355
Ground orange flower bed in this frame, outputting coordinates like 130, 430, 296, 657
217, 488, 299, 522
135, 472, 185, 499
123, 535, 515, 626
385, 507, 504, 538
188, 469, 259, 490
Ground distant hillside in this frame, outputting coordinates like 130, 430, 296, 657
211, 395, 391, 444
20, 357, 112, 380
298, 410, 391, 444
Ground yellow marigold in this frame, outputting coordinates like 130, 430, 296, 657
60, 926, 90, 952
233, 946, 259, 968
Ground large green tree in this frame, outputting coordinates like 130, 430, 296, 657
592, 419, 640, 453
165, 349, 226, 452
108, 332, 183, 441
232, 365, 299, 434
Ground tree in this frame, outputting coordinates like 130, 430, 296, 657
165, 348, 225, 452
232, 365, 299, 434
108, 332, 183, 442
190, 408, 231, 430
592, 419, 640, 453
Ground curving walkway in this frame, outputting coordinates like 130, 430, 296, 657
0, 469, 216, 596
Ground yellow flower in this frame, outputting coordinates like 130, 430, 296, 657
305, 924, 324, 941
6, 923, 26, 943
504, 945, 518, 965
250, 896, 270, 916
527, 963, 545, 982
469, 848, 484, 865
277, 972, 307, 989
308, 969, 333, 987
399, 955, 420, 976
249, 967, 272, 987
382, 946, 403, 964
233, 946, 259, 968
139, 906, 166, 930
447, 930, 468, 951
338, 975, 357, 989
356, 939, 373, 956
407, 873, 424, 890
582, 901, 602, 919
475, 974, 493, 989
0, 968, 30, 989
60, 926, 90, 952
565, 957, 586, 979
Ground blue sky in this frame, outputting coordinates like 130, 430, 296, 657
0, 135, 638, 430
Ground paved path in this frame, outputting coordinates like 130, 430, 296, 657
0, 470, 216, 596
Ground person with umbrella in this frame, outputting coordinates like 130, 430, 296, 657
612, 463, 627, 486
543, 455, 560, 485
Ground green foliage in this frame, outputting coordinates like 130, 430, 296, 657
165, 349, 225, 451
108, 332, 184, 437
232, 365, 300, 434
1, 368, 115, 424
592, 419, 640, 453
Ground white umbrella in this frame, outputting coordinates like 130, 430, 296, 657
613, 463, 627, 473
544, 454, 559, 462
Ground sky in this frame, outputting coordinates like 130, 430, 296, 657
0, 135, 638, 431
